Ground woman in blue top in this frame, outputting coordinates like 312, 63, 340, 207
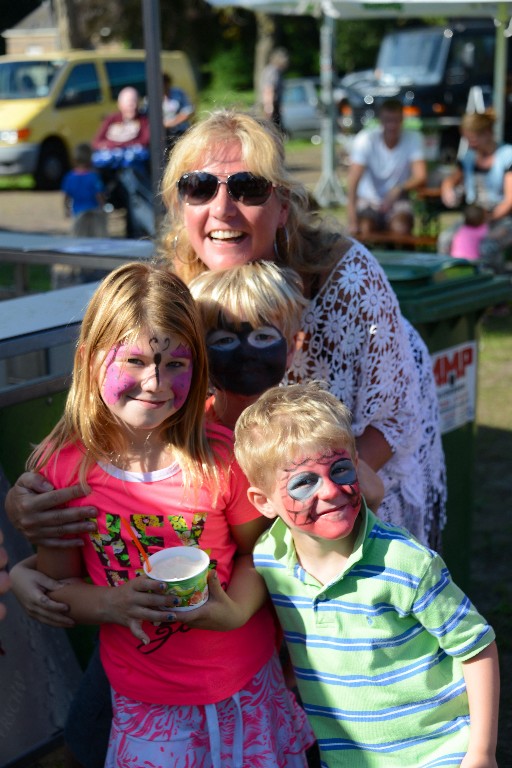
439, 110, 512, 271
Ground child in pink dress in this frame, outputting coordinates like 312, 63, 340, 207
450, 203, 489, 261
30, 262, 314, 768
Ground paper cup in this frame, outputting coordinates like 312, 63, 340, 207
143, 546, 210, 612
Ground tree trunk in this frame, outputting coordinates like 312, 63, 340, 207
254, 12, 276, 107
52, 0, 88, 49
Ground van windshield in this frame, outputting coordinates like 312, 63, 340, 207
376, 29, 450, 86
0, 60, 65, 99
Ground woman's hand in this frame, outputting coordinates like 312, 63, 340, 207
10, 555, 76, 628
357, 459, 385, 512
440, 171, 463, 208
5, 472, 97, 547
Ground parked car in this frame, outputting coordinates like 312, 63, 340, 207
281, 78, 323, 139
281, 76, 366, 140
0, 49, 197, 189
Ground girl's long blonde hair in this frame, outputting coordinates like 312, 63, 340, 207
27, 262, 216, 490
159, 109, 345, 284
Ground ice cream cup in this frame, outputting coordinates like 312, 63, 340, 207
143, 546, 210, 612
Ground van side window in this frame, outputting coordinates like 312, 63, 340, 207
105, 61, 146, 100
55, 63, 101, 108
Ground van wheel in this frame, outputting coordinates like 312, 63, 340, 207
35, 140, 69, 190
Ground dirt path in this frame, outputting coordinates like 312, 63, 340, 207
0, 144, 328, 238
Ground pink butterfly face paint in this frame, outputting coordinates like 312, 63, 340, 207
99, 333, 193, 433
268, 450, 362, 541
167, 343, 193, 411
102, 345, 139, 406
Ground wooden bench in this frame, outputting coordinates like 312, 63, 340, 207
357, 232, 438, 251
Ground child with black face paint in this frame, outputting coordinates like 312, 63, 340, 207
189, 261, 385, 513
234, 381, 500, 768
189, 261, 306, 430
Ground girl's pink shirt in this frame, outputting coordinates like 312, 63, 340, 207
41, 428, 276, 705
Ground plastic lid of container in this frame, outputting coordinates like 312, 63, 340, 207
375, 251, 476, 285
375, 252, 512, 322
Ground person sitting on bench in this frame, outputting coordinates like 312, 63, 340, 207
347, 99, 427, 238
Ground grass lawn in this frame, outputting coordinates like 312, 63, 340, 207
0, 264, 52, 297
471, 309, 512, 765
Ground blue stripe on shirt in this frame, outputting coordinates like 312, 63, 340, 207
293, 649, 448, 687
285, 622, 424, 651
317, 716, 469, 753
303, 679, 466, 722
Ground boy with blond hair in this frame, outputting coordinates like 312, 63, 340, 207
234, 381, 499, 768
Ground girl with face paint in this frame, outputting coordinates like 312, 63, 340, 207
25, 263, 315, 768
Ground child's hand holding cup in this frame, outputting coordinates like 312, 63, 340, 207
143, 546, 210, 611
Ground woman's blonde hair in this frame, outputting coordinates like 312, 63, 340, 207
461, 109, 496, 135
188, 261, 308, 348
234, 381, 356, 494
27, 262, 216, 490
159, 109, 344, 284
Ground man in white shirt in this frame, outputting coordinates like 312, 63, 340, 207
347, 99, 427, 236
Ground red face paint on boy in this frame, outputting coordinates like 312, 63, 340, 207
269, 450, 362, 541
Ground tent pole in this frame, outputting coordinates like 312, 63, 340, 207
314, 12, 346, 207
493, 2, 509, 143
142, 0, 165, 231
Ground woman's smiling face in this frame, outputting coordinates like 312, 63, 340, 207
183, 141, 289, 272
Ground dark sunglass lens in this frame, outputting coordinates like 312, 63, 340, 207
229, 173, 272, 205
178, 172, 218, 204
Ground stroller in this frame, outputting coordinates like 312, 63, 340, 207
92, 146, 155, 239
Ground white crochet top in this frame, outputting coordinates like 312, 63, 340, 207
284, 239, 446, 546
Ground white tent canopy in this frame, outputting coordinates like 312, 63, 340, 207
208, 0, 512, 205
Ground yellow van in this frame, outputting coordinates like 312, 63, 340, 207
0, 49, 197, 188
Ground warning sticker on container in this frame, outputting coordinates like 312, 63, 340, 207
431, 341, 478, 434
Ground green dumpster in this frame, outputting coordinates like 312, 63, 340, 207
376, 252, 512, 590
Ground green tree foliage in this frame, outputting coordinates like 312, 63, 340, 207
335, 18, 419, 75
6, 3, 436, 96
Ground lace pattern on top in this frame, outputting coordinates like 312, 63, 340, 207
284, 240, 446, 546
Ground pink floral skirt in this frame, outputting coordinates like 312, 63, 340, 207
106, 651, 315, 768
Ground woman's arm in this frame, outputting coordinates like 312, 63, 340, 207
356, 425, 393, 472
356, 456, 385, 512
441, 166, 464, 207
37, 545, 179, 644
5, 472, 97, 547
460, 641, 499, 768
10, 554, 75, 628
489, 169, 512, 221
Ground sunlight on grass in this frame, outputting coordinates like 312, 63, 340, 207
0, 175, 35, 190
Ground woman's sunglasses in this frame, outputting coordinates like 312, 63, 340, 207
176, 171, 274, 206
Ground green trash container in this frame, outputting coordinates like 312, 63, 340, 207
376, 251, 512, 590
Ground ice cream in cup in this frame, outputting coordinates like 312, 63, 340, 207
143, 546, 210, 612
